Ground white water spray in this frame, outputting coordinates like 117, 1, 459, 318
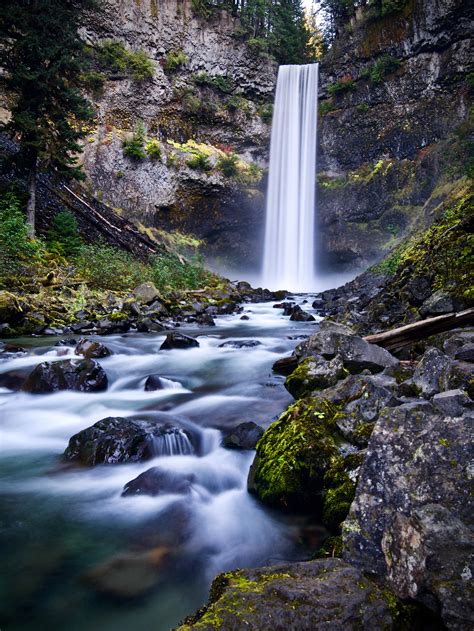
262, 64, 319, 292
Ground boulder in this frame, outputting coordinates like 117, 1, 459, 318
219, 340, 261, 349
136, 318, 166, 333
178, 558, 408, 630
63, 417, 193, 465
144, 374, 166, 391
160, 332, 199, 350
222, 422, 264, 450
413, 347, 452, 397
122, 467, 194, 497
285, 356, 346, 398
342, 402, 473, 629
289, 308, 315, 322
133, 282, 161, 305
240, 315, 250, 320
432, 389, 473, 417
75, 338, 112, 359
296, 330, 398, 374
272, 355, 298, 375
22, 359, 108, 394
420, 290, 454, 316
248, 397, 359, 528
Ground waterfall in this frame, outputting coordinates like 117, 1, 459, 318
262, 64, 319, 292
151, 429, 194, 456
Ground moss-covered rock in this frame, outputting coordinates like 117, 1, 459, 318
284, 356, 347, 399
177, 558, 417, 630
247, 397, 358, 529
0, 291, 28, 324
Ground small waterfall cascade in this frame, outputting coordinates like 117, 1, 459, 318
262, 63, 319, 292
151, 428, 194, 456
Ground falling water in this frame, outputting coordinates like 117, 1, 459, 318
151, 429, 194, 456
262, 64, 319, 292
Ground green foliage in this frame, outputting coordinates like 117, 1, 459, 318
379, 0, 409, 17
357, 102, 370, 113
75, 244, 147, 291
186, 153, 212, 172
163, 50, 188, 72
193, 72, 234, 93
319, 100, 336, 116
225, 95, 247, 113
362, 55, 401, 84
217, 153, 239, 177
145, 138, 162, 160
81, 71, 106, 96
182, 92, 203, 115
0, 1, 94, 185
0, 193, 43, 287
328, 76, 357, 95
96, 41, 154, 81
258, 103, 273, 123
122, 123, 146, 160
47, 211, 83, 257
150, 253, 211, 292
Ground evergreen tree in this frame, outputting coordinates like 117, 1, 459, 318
47, 210, 83, 257
0, 0, 94, 236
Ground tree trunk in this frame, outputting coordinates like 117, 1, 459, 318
26, 159, 37, 237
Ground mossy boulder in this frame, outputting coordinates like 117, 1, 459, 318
0, 291, 28, 325
247, 397, 357, 528
285, 356, 347, 399
178, 558, 417, 630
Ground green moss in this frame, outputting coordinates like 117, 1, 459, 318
313, 535, 343, 559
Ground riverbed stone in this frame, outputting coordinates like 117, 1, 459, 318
133, 282, 161, 305
222, 422, 264, 450
342, 402, 473, 629
178, 558, 408, 630
272, 355, 298, 375
122, 467, 194, 497
160, 332, 200, 350
413, 347, 452, 397
22, 359, 108, 394
144, 374, 166, 391
218, 340, 261, 349
285, 356, 346, 398
62, 417, 188, 465
75, 338, 112, 359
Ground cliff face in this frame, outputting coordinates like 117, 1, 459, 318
80, 0, 276, 269
317, 0, 472, 270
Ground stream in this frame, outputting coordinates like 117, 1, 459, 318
0, 297, 323, 631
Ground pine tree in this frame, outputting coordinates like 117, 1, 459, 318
0, 0, 94, 236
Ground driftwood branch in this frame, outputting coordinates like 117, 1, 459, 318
364, 308, 474, 351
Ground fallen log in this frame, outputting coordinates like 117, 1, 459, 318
364, 308, 474, 351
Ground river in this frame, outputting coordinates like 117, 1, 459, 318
0, 297, 323, 630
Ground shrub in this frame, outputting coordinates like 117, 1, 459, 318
81, 71, 106, 95
150, 253, 211, 291
247, 38, 269, 55
319, 100, 335, 116
259, 103, 273, 123
97, 41, 154, 81
193, 71, 234, 93
357, 102, 370, 113
328, 75, 356, 95
47, 211, 83, 257
0, 193, 44, 287
145, 137, 162, 160
122, 122, 146, 160
75, 243, 147, 291
362, 56, 401, 84
182, 92, 203, 115
186, 153, 212, 171
163, 50, 188, 72
217, 153, 239, 177
225, 95, 245, 112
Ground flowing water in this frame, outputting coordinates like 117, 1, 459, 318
263, 64, 319, 292
0, 298, 325, 631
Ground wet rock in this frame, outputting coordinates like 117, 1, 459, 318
0, 370, 27, 391
342, 402, 473, 629
122, 467, 194, 497
136, 318, 166, 333
144, 374, 166, 391
178, 558, 406, 630
413, 347, 452, 397
285, 356, 346, 398
272, 355, 298, 375
160, 332, 199, 350
133, 282, 161, 305
420, 290, 454, 316
84, 546, 169, 598
63, 417, 191, 465
432, 389, 473, 417
219, 340, 261, 349
75, 338, 112, 359
55, 338, 77, 347
240, 315, 250, 320
222, 422, 264, 450
196, 314, 215, 326
289, 308, 315, 322
22, 359, 108, 394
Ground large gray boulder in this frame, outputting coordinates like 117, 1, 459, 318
413, 347, 452, 397
342, 402, 473, 629
178, 558, 406, 630
22, 359, 108, 394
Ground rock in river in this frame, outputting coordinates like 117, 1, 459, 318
22, 359, 108, 394
122, 467, 194, 497
160, 332, 200, 350
222, 422, 264, 450
75, 338, 112, 359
